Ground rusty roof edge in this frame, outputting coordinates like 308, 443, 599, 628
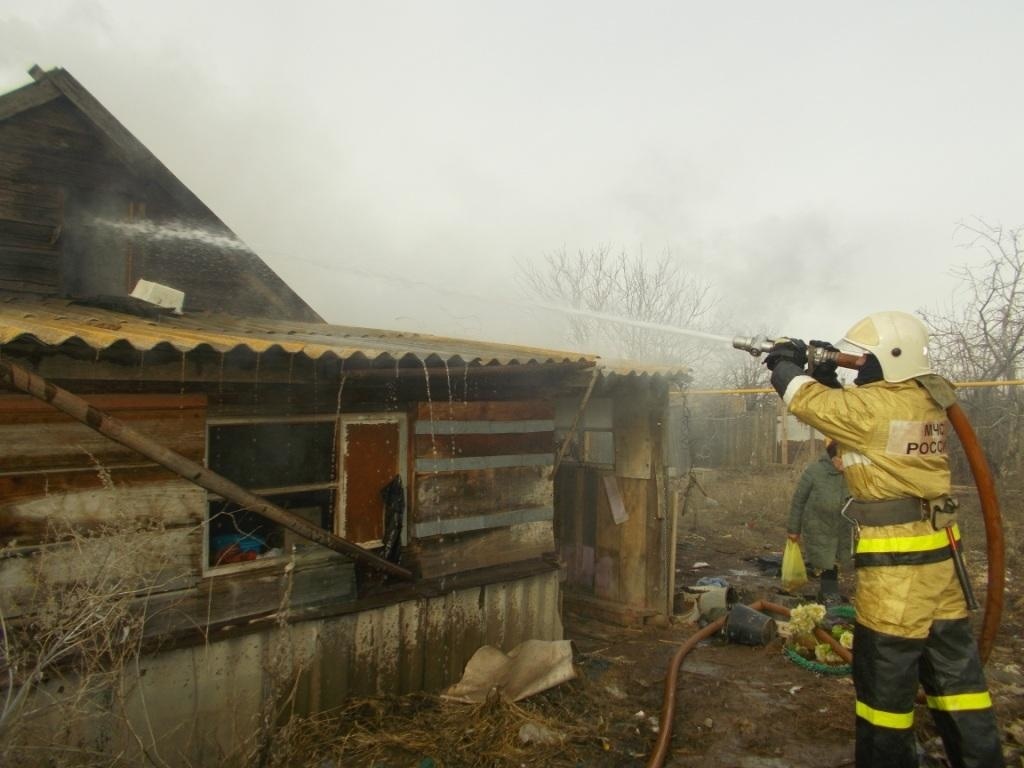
0, 297, 597, 368
595, 358, 692, 380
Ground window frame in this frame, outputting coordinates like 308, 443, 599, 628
202, 412, 409, 577
203, 414, 337, 577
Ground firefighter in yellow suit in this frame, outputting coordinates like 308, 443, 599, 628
765, 311, 1002, 768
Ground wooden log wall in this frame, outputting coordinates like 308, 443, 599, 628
405, 400, 556, 578
0, 178, 63, 293
0, 393, 207, 619
0, 390, 358, 630
0, 393, 206, 540
0, 347, 581, 644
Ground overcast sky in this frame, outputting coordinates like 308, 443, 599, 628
1, 1, 1022, 362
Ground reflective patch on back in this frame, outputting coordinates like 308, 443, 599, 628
886, 419, 948, 457
842, 451, 873, 468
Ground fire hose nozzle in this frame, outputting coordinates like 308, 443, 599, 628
732, 335, 776, 357
732, 337, 851, 372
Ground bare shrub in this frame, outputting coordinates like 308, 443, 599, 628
1, 479, 189, 766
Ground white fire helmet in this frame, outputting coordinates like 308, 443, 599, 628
841, 311, 933, 382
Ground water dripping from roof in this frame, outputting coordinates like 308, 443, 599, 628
329, 363, 347, 527
253, 352, 261, 405
442, 359, 458, 525
421, 358, 446, 574
420, 358, 437, 459
285, 353, 295, 412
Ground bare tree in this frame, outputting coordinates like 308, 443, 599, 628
921, 218, 1024, 483
518, 245, 718, 365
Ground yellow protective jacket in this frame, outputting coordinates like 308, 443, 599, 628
782, 376, 949, 501
780, 373, 966, 638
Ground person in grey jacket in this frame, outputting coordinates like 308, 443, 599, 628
787, 441, 851, 603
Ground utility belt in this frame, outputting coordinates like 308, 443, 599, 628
842, 495, 977, 607
844, 496, 959, 530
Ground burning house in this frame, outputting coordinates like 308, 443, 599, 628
0, 67, 689, 762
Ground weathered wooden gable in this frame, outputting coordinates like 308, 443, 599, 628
0, 68, 321, 321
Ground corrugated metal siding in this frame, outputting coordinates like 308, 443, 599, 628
39, 569, 563, 764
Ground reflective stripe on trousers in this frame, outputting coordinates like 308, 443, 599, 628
854, 619, 1003, 768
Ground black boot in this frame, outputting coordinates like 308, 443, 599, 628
817, 568, 841, 606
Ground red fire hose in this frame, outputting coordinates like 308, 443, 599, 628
646, 600, 851, 768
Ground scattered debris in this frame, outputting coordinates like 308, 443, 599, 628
517, 722, 563, 746
444, 640, 576, 704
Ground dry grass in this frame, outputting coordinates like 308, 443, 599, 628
257, 689, 593, 768
0, 474, 195, 767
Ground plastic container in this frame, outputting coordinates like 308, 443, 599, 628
694, 585, 738, 621
724, 604, 777, 646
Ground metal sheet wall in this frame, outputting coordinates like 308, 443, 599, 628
32, 569, 564, 766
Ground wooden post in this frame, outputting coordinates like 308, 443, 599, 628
0, 357, 413, 580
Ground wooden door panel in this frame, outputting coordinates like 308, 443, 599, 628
343, 421, 400, 544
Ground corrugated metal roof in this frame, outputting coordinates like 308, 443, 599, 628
0, 296, 597, 369
596, 358, 691, 381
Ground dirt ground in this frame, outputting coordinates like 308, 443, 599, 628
287, 466, 1024, 768
557, 466, 1024, 768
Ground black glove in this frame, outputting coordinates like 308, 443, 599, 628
763, 338, 807, 371
808, 340, 842, 388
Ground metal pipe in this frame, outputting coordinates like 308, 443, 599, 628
0, 357, 414, 581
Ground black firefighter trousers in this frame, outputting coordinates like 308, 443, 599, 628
853, 618, 1003, 767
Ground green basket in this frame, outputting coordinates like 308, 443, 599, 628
828, 604, 857, 621
784, 603, 855, 675
783, 645, 852, 676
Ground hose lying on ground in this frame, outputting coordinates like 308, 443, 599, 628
646, 600, 851, 768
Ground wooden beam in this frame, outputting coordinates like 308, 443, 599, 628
550, 367, 600, 479
0, 79, 60, 122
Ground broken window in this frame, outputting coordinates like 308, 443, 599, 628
205, 416, 336, 569
204, 414, 407, 571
